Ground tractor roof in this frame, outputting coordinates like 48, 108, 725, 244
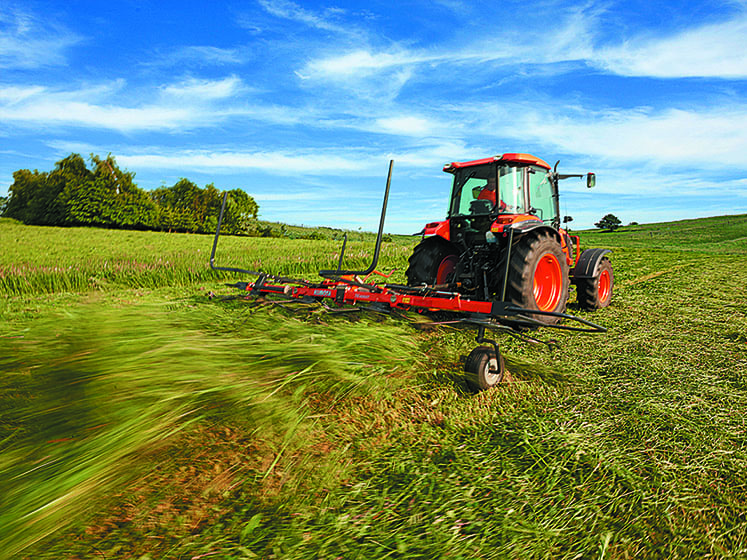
443, 153, 551, 173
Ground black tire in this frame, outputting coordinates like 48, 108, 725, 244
506, 232, 569, 325
464, 346, 505, 391
576, 257, 613, 310
406, 237, 459, 287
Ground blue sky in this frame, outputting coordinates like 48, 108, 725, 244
1, 0, 746, 233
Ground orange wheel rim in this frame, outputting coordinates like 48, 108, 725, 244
533, 254, 562, 311
598, 268, 611, 302
436, 255, 458, 284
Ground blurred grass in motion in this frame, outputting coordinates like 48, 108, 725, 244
0, 298, 420, 559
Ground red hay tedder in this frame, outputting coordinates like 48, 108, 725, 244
210, 155, 613, 391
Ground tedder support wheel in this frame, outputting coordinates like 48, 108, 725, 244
406, 237, 459, 287
576, 256, 614, 310
506, 231, 570, 325
464, 346, 505, 391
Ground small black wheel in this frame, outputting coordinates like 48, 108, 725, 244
576, 257, 614, 310
464, 346, 505, 391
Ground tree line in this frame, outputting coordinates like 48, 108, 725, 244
1, 153, 258, 235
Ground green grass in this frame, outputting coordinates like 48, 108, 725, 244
0, 294, 421, 558
1, 216, 746, 559
0, 218, 415, 295
576, 214, 747, 253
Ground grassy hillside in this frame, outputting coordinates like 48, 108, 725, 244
578, 213, 747, 253
1, 215, 746, 559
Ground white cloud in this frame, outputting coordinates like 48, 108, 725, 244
0, 85, 45, 103
0, 77, 295, 132
154, 45, 245, 67
412, 98, 747, 170
374, 115, 436, 136
160, 76, 244, 100
595, 15, 747, 79
0, 6, 81, 69
118, 149, 378, 175
0, 87, 197, 131
302, 49, 429, 78
513, 105, 747, 168
256, 0, 355, 36
297, 4, 597, 85
252, 191, 330, 202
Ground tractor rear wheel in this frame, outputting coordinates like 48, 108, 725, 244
506, 232, 569, 325
576, 257, 614, 310
464, 346, 505, 391
406, 238, 459, 287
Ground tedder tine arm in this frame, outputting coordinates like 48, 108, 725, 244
319, 159, 393, 279
209, 191, 263, 276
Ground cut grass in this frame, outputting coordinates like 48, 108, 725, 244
0, 292, 425, 558
1, 215, 746, 559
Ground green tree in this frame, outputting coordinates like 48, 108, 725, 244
4, 153, 258, 234
59, 176, 112, 226
595, 213, 622, 232
4, 169, 47, 224
58, 154, 158, 230
221, 188, 259, 235
151, 181, 258, 234
44, 154, 92, 225
1, 157, 89, 226
151, 179, 203, 232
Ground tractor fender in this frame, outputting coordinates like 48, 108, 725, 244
509, 221, 562, 244
572, 248, 611, 280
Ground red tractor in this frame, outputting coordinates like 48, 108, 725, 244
406, 153, 613, 323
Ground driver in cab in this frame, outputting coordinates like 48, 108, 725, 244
475, 176, 507, 211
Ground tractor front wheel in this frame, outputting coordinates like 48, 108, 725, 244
464, 346, 505, 391
506, 232, 569, 325
576, 257, 614, 310
406, 238, 459, 287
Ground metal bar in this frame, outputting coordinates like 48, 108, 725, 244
319, 159, 393, 278
209, 191, 262, 275
500, 227, 514, 301
336, 233, 348, 272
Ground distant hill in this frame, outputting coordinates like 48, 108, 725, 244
575, 214, 747, 254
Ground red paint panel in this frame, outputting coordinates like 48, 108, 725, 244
423, 220, 450, 241
443, 153, 551, 172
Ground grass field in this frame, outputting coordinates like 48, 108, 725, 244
1, 214, 746, 559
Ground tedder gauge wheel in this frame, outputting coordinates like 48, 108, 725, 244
576, 256, 614, 310
464, 346, 505, 391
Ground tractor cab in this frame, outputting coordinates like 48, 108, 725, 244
443, 153, 558, 232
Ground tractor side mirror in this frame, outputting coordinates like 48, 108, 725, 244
586, 173, 596, 188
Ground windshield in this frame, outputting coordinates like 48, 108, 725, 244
449, 164, 526, 217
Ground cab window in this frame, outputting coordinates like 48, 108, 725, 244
527, 166, 554, 224
498, 166, 525, 213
